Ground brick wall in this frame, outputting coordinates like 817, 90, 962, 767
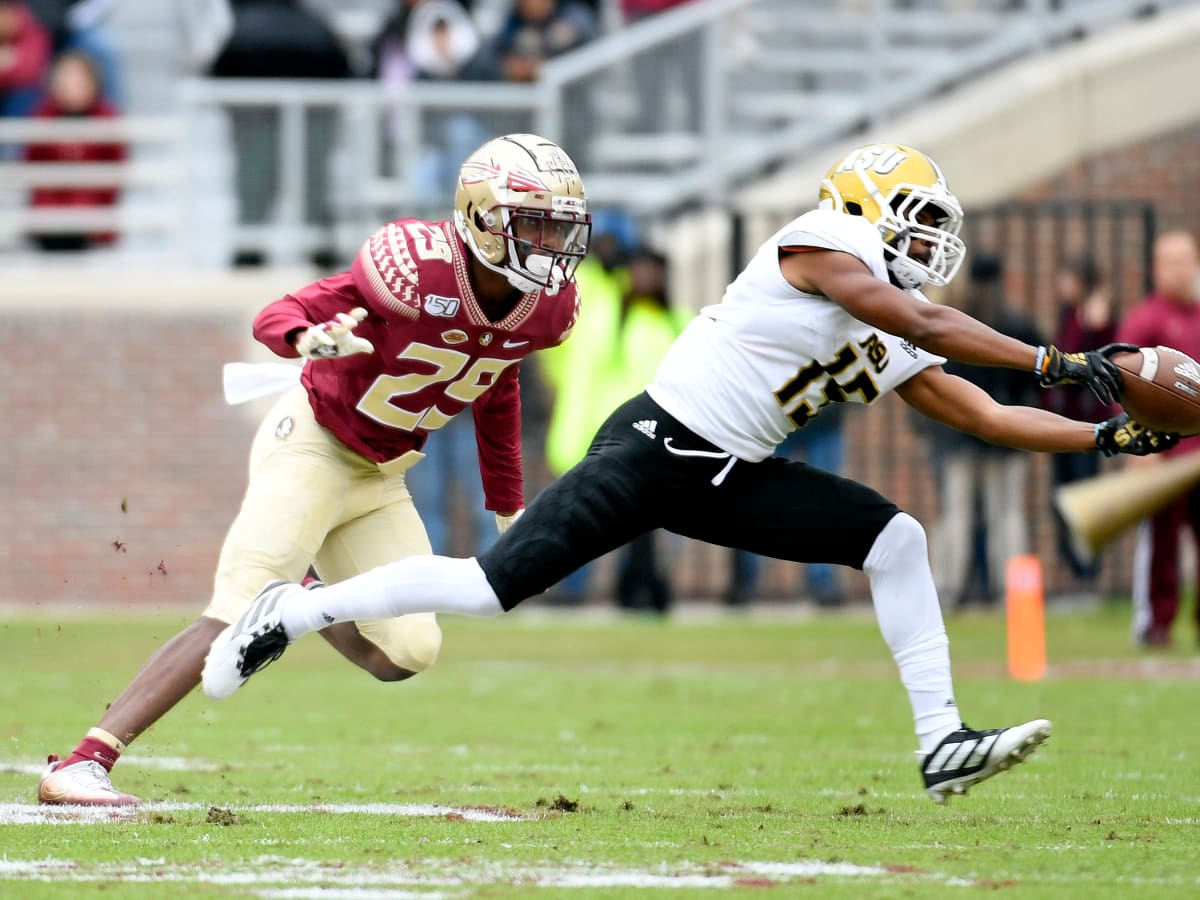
1, 315, 256, 610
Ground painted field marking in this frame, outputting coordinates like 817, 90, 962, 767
1, 755, 220, 777
0, 856, 891, 891
0, 802, 527, 825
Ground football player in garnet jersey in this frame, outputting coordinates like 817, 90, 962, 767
37, 134, 590, 806
208, 143, 1178, 803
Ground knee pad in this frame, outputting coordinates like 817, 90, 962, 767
865, 512, 929, 576
387, 617, 443, 673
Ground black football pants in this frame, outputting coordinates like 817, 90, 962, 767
479, 392, 900, 609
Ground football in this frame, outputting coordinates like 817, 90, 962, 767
1110, 345, 1200, 434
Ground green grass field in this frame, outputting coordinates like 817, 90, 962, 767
2, 601, 1197, 898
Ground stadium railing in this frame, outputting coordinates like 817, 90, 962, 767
0, 117, 187, 257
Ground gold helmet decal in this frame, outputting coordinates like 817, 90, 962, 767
454, 133, 591, 294
819, 143, 965, 290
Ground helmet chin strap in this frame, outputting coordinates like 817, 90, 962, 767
883, 227, 927, 290
888, 254, 927, 290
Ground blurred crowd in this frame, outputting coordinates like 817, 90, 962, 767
1, 0, 124, 248
3, 0, 698, 252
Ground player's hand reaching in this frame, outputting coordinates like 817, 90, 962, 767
294, 308, 375, 359
1094, 412, 1180, 457
1036, 342, 1136, 404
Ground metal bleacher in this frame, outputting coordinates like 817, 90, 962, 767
1, 0, 1192, 266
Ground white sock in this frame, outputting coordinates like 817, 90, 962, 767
280, 556, 503, 639
863, 513, 961, 756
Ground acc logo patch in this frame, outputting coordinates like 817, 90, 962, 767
441, 329, 468, 345
423, 294, 460, 317
275, 416, 295, 440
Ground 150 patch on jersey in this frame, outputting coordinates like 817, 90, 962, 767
424, 294, 461, 317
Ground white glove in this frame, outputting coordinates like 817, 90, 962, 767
495, 509, 524, 535
294, 307, 375, 359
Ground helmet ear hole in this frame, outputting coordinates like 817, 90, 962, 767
845, 201, 863, 216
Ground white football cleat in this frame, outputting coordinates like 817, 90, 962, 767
38, 755, 140, 806
202, 580, 299, 700
920, 718, 1051, 803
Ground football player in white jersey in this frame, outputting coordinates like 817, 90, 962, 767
204, 143, 1178, 803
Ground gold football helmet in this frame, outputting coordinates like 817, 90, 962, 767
454, 133, 590, 294
819, 143, 965, 290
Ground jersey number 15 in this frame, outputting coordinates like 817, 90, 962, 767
774, 342, 880, 428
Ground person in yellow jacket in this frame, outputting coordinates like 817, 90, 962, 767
542, 242, 681, 609
538, 227, 629, 604
611, 248, 681, 613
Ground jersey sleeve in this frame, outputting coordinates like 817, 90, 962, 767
350, 218, 427, 321
548, 283, 582, 348
777, 209, 881, 256
471, 363, 524, 512
252, 272, 366, 358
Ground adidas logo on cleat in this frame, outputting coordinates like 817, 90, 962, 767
919, 719, 1051, 803
632, 419, 658, 439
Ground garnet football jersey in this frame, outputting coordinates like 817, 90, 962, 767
253, 218, 579, 512
648, 209, 945, 462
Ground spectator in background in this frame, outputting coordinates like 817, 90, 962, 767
495, 0, 597, 83
622, 1, 700, 134
726, 403, 847, 607
1116, 230, 1200, 648
493, 0, 598, 163
926, 254, 1044, 608
372, 0, 482, 83
23, 49, 125, 251
26, 0, 123, 107
177, 0, 235, 76
540, 210, 635, 604
372, 0, 493, 212
1043, 256, 1117, 581
612, 246, 681, 614
0, 0, 50, 118
210, 0, 352, 266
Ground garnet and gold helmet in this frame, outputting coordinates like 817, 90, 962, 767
819, 143, 965, 290
454, 133, 590, 294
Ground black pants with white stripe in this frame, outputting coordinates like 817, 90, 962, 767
479, 392, 900, 609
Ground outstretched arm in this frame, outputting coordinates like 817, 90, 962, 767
781, 249, 1126, 402
896, 366, 1096, 453
782, 249, 1039, 370
897, 367, 1178, 456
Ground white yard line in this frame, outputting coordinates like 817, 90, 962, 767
0, 856, 889, 890
1, 854, 1197, 892
0, 801, 527, 825
259, 892, 459, 899
1, 755, 219, 776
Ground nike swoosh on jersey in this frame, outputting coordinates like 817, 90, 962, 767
502, 339, 530, 348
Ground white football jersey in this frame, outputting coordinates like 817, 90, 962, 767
647, 209, 945, 462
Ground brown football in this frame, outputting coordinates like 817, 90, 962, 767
1111, 346, 1200, 434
